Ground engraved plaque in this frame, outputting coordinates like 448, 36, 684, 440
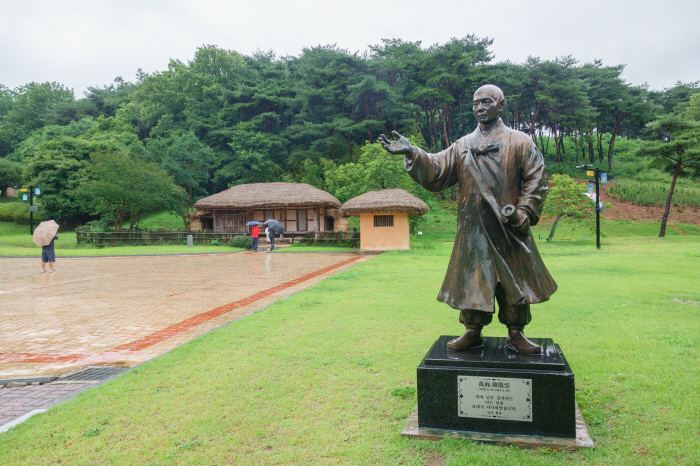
458, 376, 532, 422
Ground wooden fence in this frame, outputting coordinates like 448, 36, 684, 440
76, 229, 360, 248
295, 231, 360, 247
76, 229, 244, 247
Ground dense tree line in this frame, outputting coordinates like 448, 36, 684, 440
1, 37, 698, 226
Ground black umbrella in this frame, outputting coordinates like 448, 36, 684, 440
262, 219, 284, 235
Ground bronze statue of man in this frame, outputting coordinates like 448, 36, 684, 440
379, 84, 557, 354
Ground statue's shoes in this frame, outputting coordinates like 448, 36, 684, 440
446, 329, 483, 351
505, 329, 541, 354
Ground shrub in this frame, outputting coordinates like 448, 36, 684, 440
545, 163, 580, 177
298, 231, 360, 247
210, 238, 221, 246
0, 201, 44, 224
608, 183, 700, 207
77, 219, 111, 232
230, 235, 253, 249
616, 160, 649, 178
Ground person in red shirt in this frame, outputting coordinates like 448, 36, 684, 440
251, 225, 260, 252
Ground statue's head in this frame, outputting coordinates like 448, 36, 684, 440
473, 84, 506, 125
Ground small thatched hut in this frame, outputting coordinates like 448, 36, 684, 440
341, 189, 429, 251
192, 182, 345, 234
183, 210, 213, 231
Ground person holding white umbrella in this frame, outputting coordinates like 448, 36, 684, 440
33, 220, 59, 273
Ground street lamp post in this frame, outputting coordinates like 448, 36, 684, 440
29, 185, 34, 235
576, 165, 611, 250
594, 169, 600, 249
17, 185, 40, 234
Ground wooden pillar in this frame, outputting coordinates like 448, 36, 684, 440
314, 207, 318, 232
213, 210, 218, 232
284, 209, 287, 233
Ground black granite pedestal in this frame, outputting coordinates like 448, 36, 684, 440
416, 336, 577, 439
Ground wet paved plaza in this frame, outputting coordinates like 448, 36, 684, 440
0, 252, 369, 379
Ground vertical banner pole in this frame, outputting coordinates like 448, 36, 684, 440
29, 185, 34, 235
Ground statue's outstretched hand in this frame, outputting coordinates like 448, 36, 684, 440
379, 131, 413, 158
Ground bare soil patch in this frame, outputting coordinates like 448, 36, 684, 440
600, 183, 700, 225
426, 453, 446, 466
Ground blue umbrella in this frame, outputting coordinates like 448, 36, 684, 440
246, 221, 262, 226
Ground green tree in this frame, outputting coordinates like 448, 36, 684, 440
0, 85, 13, 119
685, 93, 700, 120
0, 158, 23, 196
23, 136, 95, 221
2, 39, 688, 198
580, 61, 654, 170
213, 123, 284, 188
372, 37, 492, 152
84, 77, 136, 118
637, 115, 700, 237
8, 117, 97, 162
649, 81, 700, 114
41, 99, 98, 126
326, 141, 428, 203
22, 116, 145, 222
75, 151, 187, 230
0, 82, 73, 156
146, 132, 213, 208
542, 174, 595, 241
535, 57, 593, 163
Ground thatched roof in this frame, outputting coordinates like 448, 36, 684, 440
341, 189, 430, 216
194, 182, 341, 210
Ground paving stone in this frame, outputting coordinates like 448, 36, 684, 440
0, 252, 371, 428
0, 380, 98, 428
1, 253, 368, 378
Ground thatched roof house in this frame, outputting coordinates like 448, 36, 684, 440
191, 182, 345, 234
341, 189, 429, 216
341, 189, 429, 251
195, 182, 341, 210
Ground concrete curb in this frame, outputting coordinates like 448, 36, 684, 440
0, 409, 47, 434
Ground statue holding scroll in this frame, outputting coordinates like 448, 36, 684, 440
379, 84, 557, 354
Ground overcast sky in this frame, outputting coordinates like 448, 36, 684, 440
2, 0, 699, 97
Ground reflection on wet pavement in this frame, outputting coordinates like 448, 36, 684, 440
0, 252, 368, 378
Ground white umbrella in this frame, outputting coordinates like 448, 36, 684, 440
32, 220, 59, 247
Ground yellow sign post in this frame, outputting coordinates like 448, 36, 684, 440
586, 170, 594, 177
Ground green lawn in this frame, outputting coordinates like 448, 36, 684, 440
1, 227, 699, 464
130, 211, 187, 230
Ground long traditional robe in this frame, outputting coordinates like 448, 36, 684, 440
406, 118, 557, 313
